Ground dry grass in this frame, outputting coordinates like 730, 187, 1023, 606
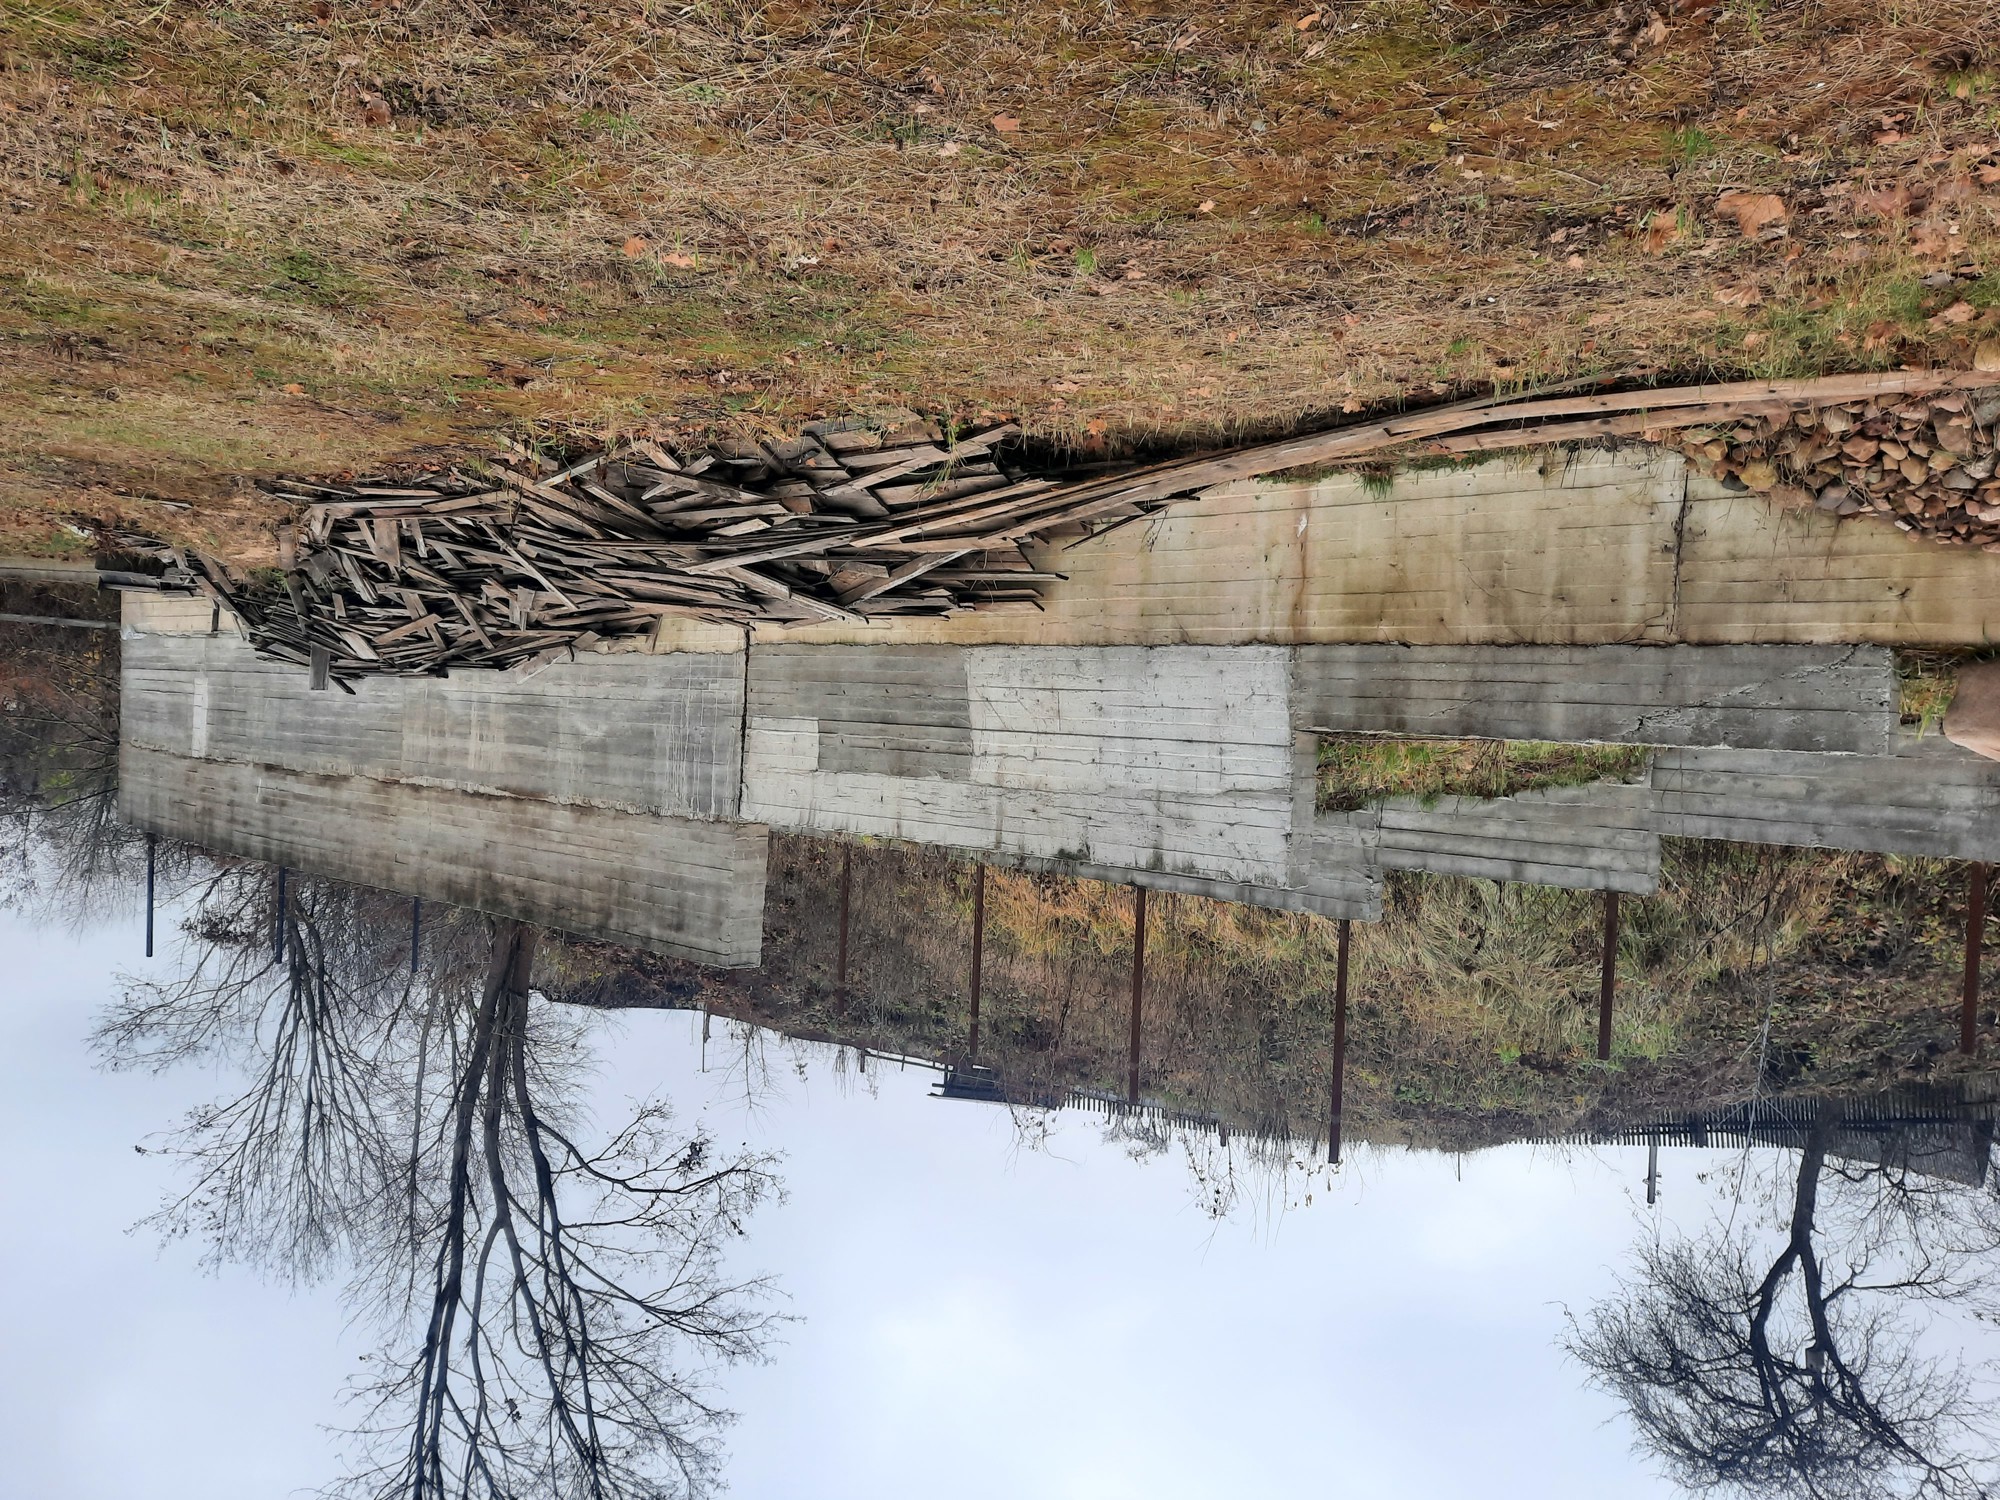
556, 833, 1986, 1150
1316, 734, 1651, 810
2, 0, 1998, 559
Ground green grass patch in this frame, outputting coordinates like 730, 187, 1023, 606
268, 250, 372, 310
1897, 650, 1963, 737
1317, 735, 1651, 813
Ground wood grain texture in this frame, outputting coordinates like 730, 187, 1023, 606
123, 630, 745, 819
1292, 643, 1896, 752
1650, 736, 2000, 860
1319, 782, 1661, 894
741, 644, 1299, 887
1674, 479, 2000, 645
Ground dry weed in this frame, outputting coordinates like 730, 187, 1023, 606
1, 0, 1997, 554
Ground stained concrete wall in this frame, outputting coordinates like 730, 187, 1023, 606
121, 746, 768, 966
124, 631, 745, 819
1323, 783, 1662, 896
746, 449, 2000, 649
1292, 644, 1896, 754
1651, 735, 2000, 862
741, 644, 1302, 892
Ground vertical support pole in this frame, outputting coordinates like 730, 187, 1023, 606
836, 845, 853, 986
274, 866, 288, 963
1646, 1137, 1659, 1207
1963, 862, 1988, 1056
410, 897, 422, 975
1127, 884, 1148, 1105
1598, 890, 1620, 1062
144, 833, 157, 958
1329, 918, 1350, 1166
968, 863, 986, 1061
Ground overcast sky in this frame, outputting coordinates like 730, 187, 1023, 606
4, 901, 1989, 1500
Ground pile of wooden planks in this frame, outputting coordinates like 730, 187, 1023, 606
122, 415, 1170, 686
118, 370, 2000, 687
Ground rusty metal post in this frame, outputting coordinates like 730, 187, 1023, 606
1329, 917, 1351, 1165
1597, 891, 1620, 1062
1127, 884, 1148, 1104
968, 863, 986, 1060
274, 866, 288, 963
144, 833, 156, 958
1964, 862, 1988, 1056
836, 845, 853, 986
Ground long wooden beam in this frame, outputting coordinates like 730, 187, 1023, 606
1329, 918, 1351, 1166
969, 863, 986, 1061
1598, 891, 1620, 1063
1127, 885, 1148, 1104
1965, 863, 1988, 1056
837, 845, 853, 987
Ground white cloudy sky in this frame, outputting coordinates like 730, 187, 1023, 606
3, 900, 1990, 1500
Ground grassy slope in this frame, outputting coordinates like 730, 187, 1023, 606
0, 0, 1996, 560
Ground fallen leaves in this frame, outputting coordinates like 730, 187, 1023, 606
1714, 283, 1763, 308
1929, 301, 1977, 329
1976, 340, 2000, 374
621, 236, 648, 258
1852, 184, 1917, 219
1715, 190, 1787, 237
1196, 199, 1215, 214
990, 114, 1021, 133
661, 252, 697, 269
1642, 210, 1681, 254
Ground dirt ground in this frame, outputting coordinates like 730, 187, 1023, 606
2, 0, 1996, 561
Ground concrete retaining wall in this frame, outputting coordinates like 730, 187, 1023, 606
121, 746, 769, 966
1651, 736, 2000, 861
741, 644, 1301, 889
1292, 643, 1895, 754
124, 631, 744, 819
1326, 782, 1662, 895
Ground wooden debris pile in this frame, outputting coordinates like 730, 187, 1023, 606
115, 370, 2000, 688
128, 416, 1171, 686
1662, 389, 2000, 547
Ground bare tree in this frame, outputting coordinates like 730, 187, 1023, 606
105, 874, 783, 1500
344, 921, 782, 1500
95, 868, 481, 1278
1567, 1102, 2000, 1500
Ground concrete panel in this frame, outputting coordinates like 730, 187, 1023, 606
1318, 782, 1660, 894
1292, 644, 1895, 753
120, 747, 769, 965
1651, 736, 2000, 861
741, 644, 1300, 888
123, 630, 745, 819
1675, 479, 2000, 646
750, 644, 971, 779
